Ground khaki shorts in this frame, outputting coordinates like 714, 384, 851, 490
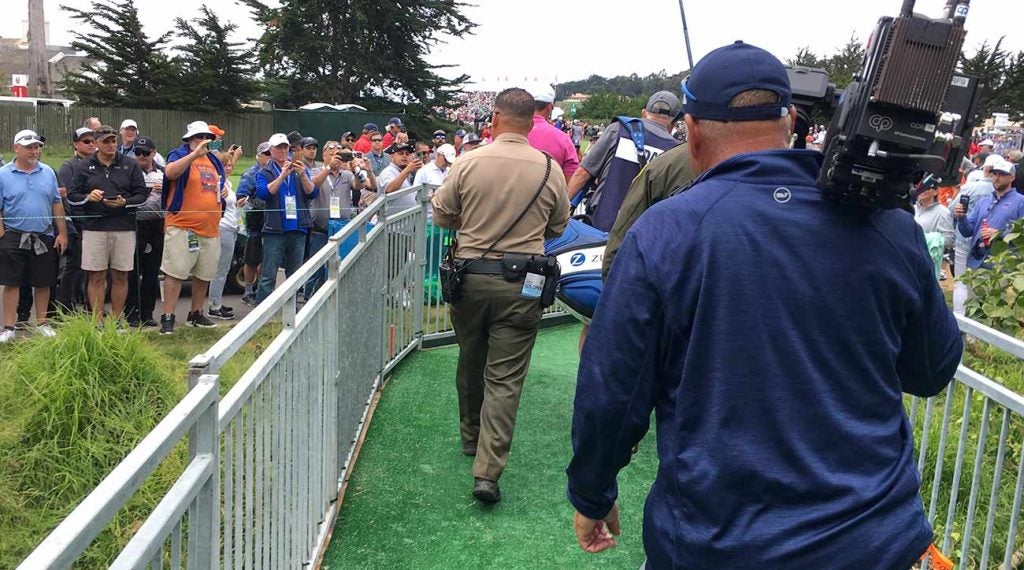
81, 230, 136, 272
161, 226, 220, 282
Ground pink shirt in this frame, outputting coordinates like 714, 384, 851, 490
527, 114, 580, 180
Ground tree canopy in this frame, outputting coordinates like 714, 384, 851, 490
238, 0, 476, 109
173, 6, 258, 112
61, 2, 182, 108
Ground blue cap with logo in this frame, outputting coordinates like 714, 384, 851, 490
681, 41, 791, 122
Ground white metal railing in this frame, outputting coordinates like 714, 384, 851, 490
912, 316, 1024, 570
17, 185, 431, 569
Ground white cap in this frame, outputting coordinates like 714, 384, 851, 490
980, 139, 995, 147
991, 158, 1016, 175
983, 154, 1003, 168
268, 133, 290, 147
120, 119, 138, 130
436, 143, 457, 164
550, 107, 565, 120
531, 83, 555, 104
14, 129, 45, 146
181, 120, 215, 141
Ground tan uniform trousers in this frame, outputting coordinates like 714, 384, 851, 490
449, 273, 544, 482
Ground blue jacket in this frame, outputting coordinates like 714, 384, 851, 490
567, 149, 962, 569
255, 161, 318, 234
162, 144, 226, 214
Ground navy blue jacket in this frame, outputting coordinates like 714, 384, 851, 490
567, 149, 962, 569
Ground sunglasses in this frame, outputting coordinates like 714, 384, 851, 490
344, 138, 355, 142
134, 149, 152, 156
259, 151, 272, 156
371, 138, 383, 142
78, 139, 95, 145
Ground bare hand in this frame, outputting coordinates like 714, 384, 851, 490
237, 196, 248, 209
407, 159, 424, 172
102, 196, 127, 208
193, 139, 211, 157
360, 192, 378, 207
291, 161, 306, 174
54, 233, 68, 254
980, 226, 999, 241
954, 203, 966, 217
87, 189, 105, 202
573, 502, 621, 553
220, 186, 229, 200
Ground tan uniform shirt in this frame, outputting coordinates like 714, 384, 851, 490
432, 133, 570, 259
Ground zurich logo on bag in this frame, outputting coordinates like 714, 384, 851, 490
544, 218, 608, 322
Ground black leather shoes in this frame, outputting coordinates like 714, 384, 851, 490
472, 477, 501, 503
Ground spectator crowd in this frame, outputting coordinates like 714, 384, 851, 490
0, 115, 496, 340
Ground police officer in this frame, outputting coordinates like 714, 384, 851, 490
567, 42, 962, 567
566, 90, 680, 231
432, 87, 569, 504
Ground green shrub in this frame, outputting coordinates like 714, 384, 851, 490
0, 317, 186, 568
961, 217, 1024, 337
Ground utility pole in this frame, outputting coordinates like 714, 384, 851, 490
677, 0, 695, 71
27, 0, 52, 97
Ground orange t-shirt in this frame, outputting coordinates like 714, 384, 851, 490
166, 156, 221, 237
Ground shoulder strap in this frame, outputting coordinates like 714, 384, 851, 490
617, 116, 647, 167
458, 154, 554, 267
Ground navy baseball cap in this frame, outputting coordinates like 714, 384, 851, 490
681, 41, 791, 122
363, 123, 379, 132
455, 129, 467, 137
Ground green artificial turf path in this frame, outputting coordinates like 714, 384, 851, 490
322, 324, 658, 569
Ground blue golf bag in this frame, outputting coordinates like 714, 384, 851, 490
544, 218, 607, 322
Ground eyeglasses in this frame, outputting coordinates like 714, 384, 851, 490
134, 149, 152, 156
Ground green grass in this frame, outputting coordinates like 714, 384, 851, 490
323, 324, 657, 569
0, 315, 278, 567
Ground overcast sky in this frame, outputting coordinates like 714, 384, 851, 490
4, 0, 1023, 92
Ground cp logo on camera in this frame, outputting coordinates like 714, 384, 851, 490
868, 114, 894, 132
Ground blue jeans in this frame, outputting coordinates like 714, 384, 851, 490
303, 230, 329, 300
257, 231, 306, 304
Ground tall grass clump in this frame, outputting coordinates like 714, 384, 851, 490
0, 316, 187, 568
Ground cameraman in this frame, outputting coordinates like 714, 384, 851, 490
566, 41, 962, 568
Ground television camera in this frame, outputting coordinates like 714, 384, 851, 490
790, 0, 982, 210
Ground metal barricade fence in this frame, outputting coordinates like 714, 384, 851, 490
912, 316, 1024, 570
18, 185, 425, 569
19, 180, 1023, 569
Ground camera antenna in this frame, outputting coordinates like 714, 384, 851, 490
676, 0, 695, 71
899, 0, 916, 17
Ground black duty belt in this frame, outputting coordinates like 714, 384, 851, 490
457, 259, 513, 275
